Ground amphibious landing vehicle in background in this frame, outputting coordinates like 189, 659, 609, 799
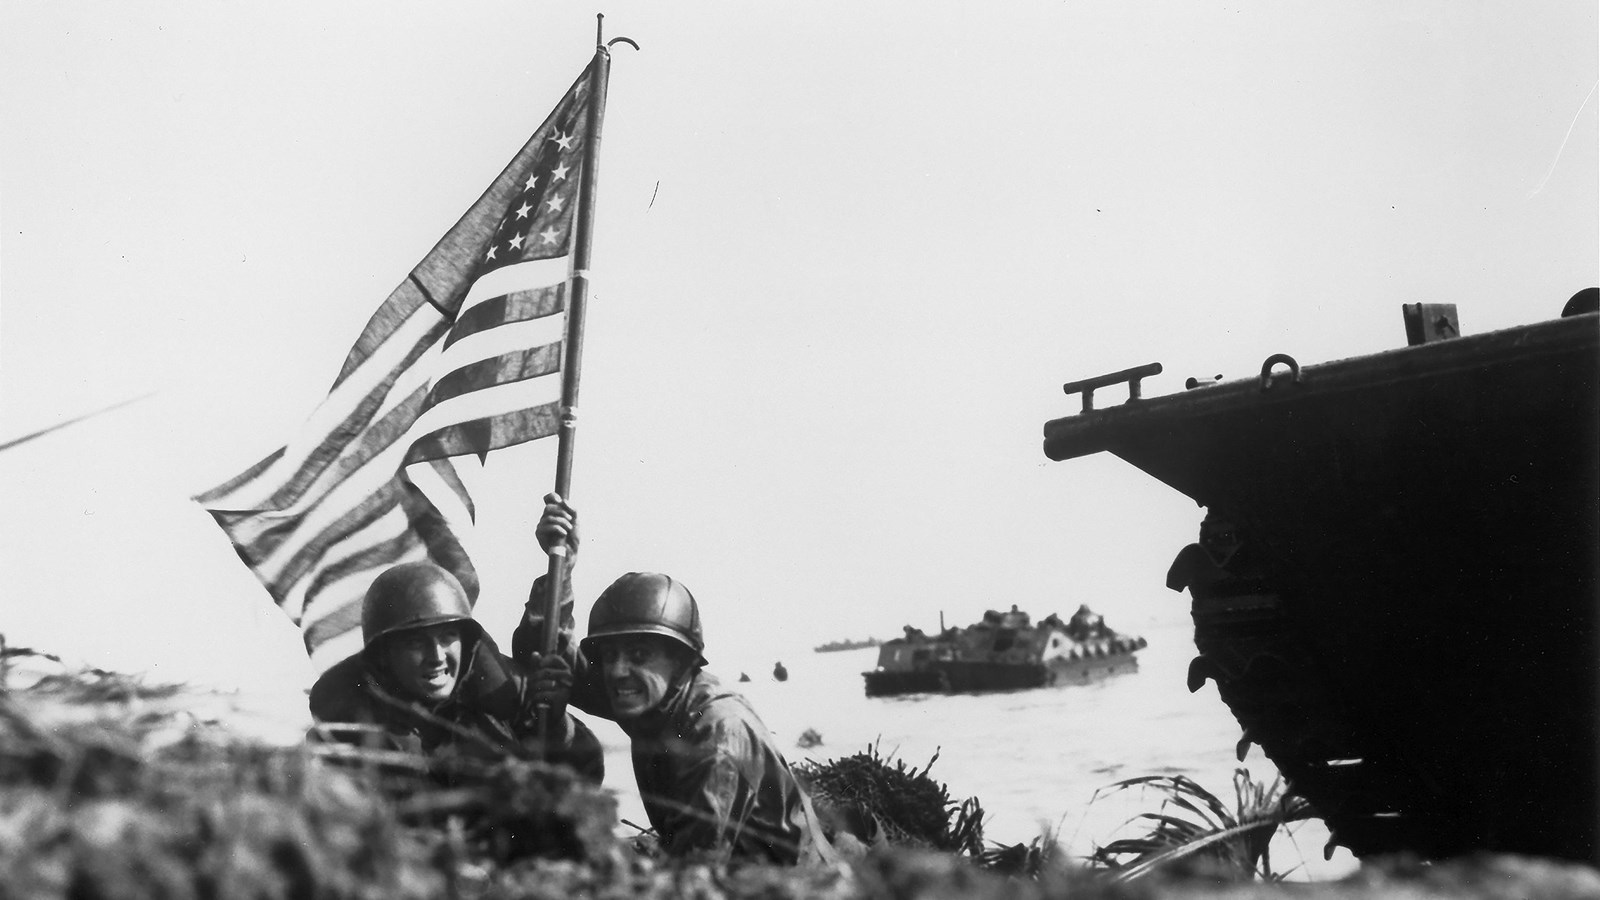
1042, 290, 1599, 864
863, 604, 1146, 697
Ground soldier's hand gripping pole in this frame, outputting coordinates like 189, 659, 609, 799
533, 493, 578, 746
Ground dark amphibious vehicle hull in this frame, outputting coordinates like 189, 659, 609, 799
1042, 302, 1599, 863
863, 606, 1146, 698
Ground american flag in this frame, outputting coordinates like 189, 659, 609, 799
197, 63, 597, 672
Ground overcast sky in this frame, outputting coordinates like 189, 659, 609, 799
2, 2, 1595, 696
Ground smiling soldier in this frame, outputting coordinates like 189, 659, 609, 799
308, 560, 604, 782
518, 495, 835, 865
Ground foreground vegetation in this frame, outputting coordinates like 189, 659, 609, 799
1, 646, 1596, 899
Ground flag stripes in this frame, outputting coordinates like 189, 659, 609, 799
422, 344, 562, 413
196, 307, 446, 514
445, 283, 566, 350
198, 62, 598, 668
196, 446, 286, 504
263, 481, 409, 602
404, 402, 565, 466
214, 382, 429, 565
422, 457, 476, 521
332, 287, 433, 390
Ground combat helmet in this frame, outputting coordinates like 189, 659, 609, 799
582, 572, 708, 666
360, 560, 479, 649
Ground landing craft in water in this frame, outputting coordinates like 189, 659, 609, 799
1042, 291, 1599, 864
863, 604, 1147, 697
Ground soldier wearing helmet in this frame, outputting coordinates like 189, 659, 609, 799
307, 559, 603, 782
515, 493, 835, 866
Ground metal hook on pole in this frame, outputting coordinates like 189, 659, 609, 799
595, 14, 640, 54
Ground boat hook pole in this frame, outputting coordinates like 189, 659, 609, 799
537, 14, 636, 745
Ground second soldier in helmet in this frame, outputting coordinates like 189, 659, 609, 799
516, 493, 835, 866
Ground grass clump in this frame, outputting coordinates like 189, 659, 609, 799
794, 740, 1063, 879
795, 741, 986, 858
1085, 769, 1313, 883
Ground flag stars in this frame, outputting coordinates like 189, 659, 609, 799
515, 202, 532, 219
552, 130, 575, 151
538, 227, 561, 245
508, 232, 525, 251
523, 173, 539, 191
484, 245, 498, 262
545, 194, 566, 214
551, 162, 571, 183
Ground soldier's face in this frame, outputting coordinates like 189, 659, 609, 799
384, 623, 463, 702
598, 636, 681, 719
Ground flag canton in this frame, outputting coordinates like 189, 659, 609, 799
478, 92, 590, 278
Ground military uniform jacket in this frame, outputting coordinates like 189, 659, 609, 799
615, 670, 835, 865
308, 629, 604, 782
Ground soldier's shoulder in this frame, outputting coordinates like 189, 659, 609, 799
689, 675, 772, 737
308, 652, 373, 722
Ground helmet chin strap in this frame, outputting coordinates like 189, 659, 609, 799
663, 648, 699, 697
366, 649, 409, 702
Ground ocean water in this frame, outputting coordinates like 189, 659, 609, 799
590, 615, 1360, 881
